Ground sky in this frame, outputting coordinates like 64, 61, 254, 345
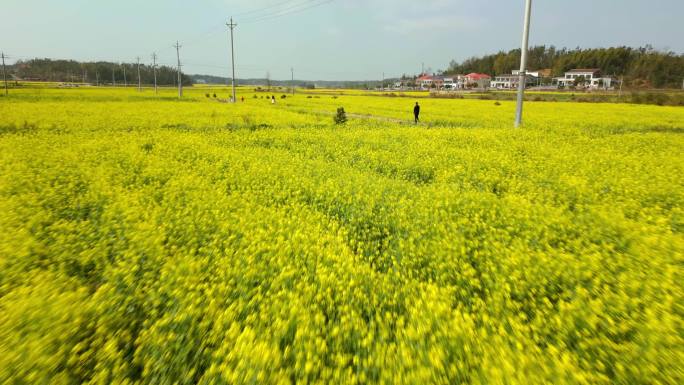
1, 0, 683, 81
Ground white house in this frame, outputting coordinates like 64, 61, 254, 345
512, 69, 550, 79
416, 74, 434, 89
554, 69, 616, 89
490, 72, 537, 89
443, 75, 466, 90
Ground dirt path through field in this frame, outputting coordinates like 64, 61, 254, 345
285, 106, 419, 125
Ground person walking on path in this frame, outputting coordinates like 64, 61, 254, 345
413, 102, 420, 123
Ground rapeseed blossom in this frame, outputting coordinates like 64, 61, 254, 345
0, 87, 682, 384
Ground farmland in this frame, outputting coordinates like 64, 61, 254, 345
0, 86, 683, 384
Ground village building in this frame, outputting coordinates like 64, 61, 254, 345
464, 73, 492, 89
512, 68, 552, 79
416, 74, 434, 89
553, 69, 616, 89
416, 74, 447, 89
491, 68, 553, 89
443, 75, 466, 90
490, 73, 537, 89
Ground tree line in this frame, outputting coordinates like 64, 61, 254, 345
8, 58, 193, 86
447, 46, 684, 88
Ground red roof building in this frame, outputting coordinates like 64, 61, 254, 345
463, 73, 492, 89
465, 73, 492, 81
416, 74, 445, 89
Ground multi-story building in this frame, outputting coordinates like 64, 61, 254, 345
490, 73, 537, 89
464, 73, 492, 89
416, 74, 435, 89
553, 69, 616, 89
443, 75, 466, 90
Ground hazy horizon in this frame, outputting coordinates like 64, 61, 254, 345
2, 0, 683, 81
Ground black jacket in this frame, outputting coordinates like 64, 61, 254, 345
414, 105, 420, 115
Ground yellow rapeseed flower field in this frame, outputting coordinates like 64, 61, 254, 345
0, 86, 682, 384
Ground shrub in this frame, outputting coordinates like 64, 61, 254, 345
334, 107, 347, 124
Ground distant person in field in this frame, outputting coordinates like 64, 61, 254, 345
241, 96, 244, 102
271, 95, 276, 104
414, 102, 420, 123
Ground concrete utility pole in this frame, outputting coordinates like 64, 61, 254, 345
152, 53, 158, 95
96, 71, 100, 86
122, 63, 127, 87
514, 0, 533, 128
227, 18, 237, 103
1, 52, 8, 96
174, 41, 183, 98
136, 56, 142, 92
291, 67, 295, 95
112, 66, 116, 86
382, 72, 385, 92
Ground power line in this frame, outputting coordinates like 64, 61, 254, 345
242, 0, 333, 24
241, 0, 335, 24
4, 51, 389, 82
232, 0, 316, 17
179, 24, 226, 49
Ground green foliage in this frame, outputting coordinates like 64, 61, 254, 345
334, 107, 347, 124
573, 75, 587, 87
448, 45, 684, 88
9, 58, 192, 86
